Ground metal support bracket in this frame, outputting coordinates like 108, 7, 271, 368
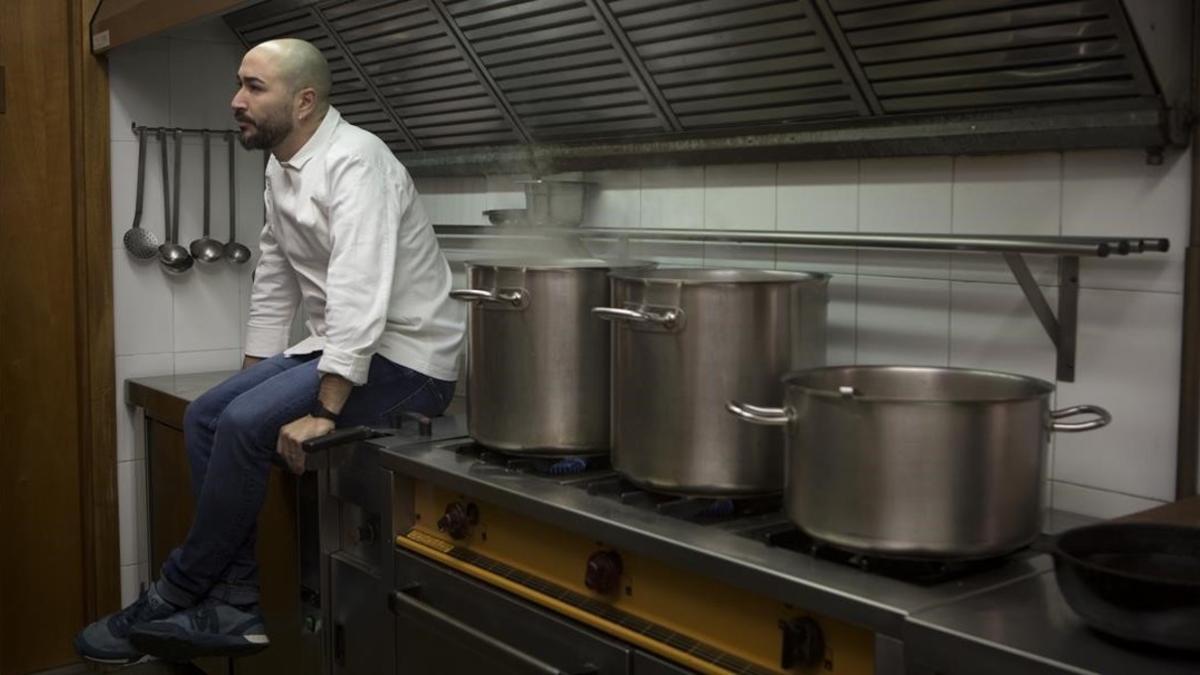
1003, 253, 1080, 382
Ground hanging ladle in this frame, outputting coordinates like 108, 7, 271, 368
159, 128, 193, 274
223, 130, 252, 265
122, 127, 161, 259
189, 131, 224, 263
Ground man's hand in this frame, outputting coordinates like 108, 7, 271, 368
276, 415, 335, 475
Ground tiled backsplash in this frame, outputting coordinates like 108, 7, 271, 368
420, 148, 1192, 523
110, 18, 1191, 607
109, 18, 263, 604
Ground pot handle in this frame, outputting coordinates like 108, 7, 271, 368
726, 401, 789, 426
1049, 405, 1112, 432
592, 306, 683, 329
449, 288, 528, 308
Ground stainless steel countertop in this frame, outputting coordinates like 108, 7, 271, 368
904, 572, 1200, 674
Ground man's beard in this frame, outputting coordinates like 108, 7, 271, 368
236, 106, 292, 150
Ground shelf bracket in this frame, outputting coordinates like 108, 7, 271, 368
1003, 253, 1079, 382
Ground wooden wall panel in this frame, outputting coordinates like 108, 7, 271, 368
0, 0, 116, 671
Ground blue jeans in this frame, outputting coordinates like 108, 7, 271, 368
158, 352, 454, 607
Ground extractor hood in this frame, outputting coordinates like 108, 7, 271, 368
221, 0, 1193, 175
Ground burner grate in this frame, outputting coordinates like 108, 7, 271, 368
742, 522, 1009, 585
583, 475, 781, 525
451, 443, 613, 483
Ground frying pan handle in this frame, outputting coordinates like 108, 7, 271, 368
1049, 405, 1112, 432
449, 288, 528, 308
726, 401, 789, 426
301, 426, 385, 453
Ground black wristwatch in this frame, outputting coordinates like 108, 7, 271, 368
311, 401, 340, 423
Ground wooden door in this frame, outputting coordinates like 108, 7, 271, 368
0, 0, 117, 672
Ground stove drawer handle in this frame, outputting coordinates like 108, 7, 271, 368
388, 587, 594, 675
726, 401, 789, 426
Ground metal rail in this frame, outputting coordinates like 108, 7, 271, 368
133, 123, 238, 137
434, 225, 1172, 383
433, 225, 1166, 258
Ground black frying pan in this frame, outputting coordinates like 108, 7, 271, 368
1045, 523, 1200, 651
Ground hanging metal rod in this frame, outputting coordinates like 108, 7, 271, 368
433, 225, 1170, 258
133, 123, 238, 136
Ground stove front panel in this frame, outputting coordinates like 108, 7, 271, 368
398, 481, 876, 675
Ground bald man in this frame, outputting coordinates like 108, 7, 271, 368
75, 38, 465, 664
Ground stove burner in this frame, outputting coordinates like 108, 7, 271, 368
544, 456, 589, 475
743, 522, 1010, 585
451, 443, 612, 482
584, 475, 781, 524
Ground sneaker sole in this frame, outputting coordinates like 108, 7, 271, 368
73, 635, 156, 666
130, 630, 270, 661
77, 651, 155, 666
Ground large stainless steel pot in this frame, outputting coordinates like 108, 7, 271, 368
595, 268, 829, 496
451, 258, 645, 454
728, 366, 1112, 559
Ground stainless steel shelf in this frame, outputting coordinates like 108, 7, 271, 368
434, 225, 1173, 382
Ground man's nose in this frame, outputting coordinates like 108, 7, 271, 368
231, 90, 246, 112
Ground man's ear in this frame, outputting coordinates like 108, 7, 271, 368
296, 87, 317, 121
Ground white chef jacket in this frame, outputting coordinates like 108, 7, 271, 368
243, 107, 465, 384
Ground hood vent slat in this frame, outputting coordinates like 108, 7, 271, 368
224, 0, 1184, 172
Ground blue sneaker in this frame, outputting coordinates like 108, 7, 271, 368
129, 599, 269, 661
74, 583, 179, 664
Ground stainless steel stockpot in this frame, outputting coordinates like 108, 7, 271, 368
451, 258, 647, 454
729, 365, 1112, 559
596, 268, 829, 496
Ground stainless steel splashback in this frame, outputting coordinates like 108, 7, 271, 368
223, 0, 1192, 174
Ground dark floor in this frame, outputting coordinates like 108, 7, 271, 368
36, 657, 235, 675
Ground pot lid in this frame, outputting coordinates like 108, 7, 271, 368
610, 267, 830, 285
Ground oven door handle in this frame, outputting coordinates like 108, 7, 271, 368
389, 586, 596, 675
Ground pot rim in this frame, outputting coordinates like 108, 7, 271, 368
465, 257, 653, 271
513, 178, 592, 185
782, 364, 1056, 403
610, 267, 831, 285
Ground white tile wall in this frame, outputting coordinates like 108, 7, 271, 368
855, 276, 950, 366
430, 150, 1187, 520
583, 170, 641, 229
417, 176, 489, 226
858, 157, 953, 280
951, 153, 1061, 285
109, 18, 264, 603
704, 164, 776, 231
641, 167, 704, 229
1052, 482, 1167, 521
1063, 148, 1191, 294
115, 353, 175, 462
1054, 288, 1183, 502
777, 160, 858, 232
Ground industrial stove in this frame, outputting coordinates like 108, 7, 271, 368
306, 418, 1199, 675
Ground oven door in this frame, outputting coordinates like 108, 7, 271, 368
393, 548, 631, 675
